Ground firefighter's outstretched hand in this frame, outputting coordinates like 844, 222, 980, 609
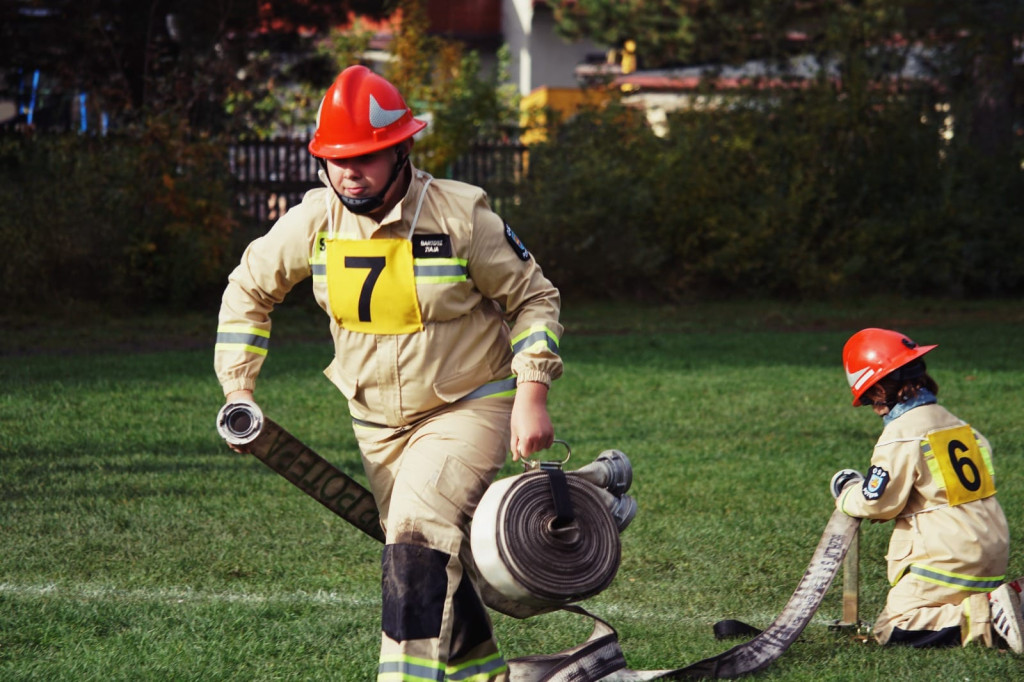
510, 381, 553, 461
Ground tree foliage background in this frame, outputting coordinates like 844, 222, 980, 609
504, 0, 1024, 300
0, 0, 393, 133
0, 0, 518, 312
550, 0, 1022, 159
1, 0, 1023, 311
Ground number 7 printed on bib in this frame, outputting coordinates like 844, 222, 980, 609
326, 238, 424, 334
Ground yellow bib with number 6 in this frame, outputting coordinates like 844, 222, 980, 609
926, 424, 995, 507
326, 238, 424, 334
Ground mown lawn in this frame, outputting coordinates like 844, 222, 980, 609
2, 296, 1023, 680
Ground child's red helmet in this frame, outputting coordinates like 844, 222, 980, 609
308, 66, 427, 159
842, 328, 937, 406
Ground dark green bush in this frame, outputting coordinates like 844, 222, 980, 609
0, 123, 238, 312
5, 85, 1022, 314
509, 87, 1024, 301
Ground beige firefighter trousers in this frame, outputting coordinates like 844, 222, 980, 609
355, 396, 514, 681
874, 573, 996, 647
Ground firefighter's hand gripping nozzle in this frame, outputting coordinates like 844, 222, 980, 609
216, 401, 264, 446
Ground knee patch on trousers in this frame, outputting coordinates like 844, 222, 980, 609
381, 543, 495, 653
382, 543, 448, 641
888, 625, 961, 648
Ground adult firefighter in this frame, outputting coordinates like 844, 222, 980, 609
214, 65, 563, 681
830, 328, 1023, 652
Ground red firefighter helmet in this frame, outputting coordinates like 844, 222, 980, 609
308, 65, 427, 159
842, 328, 937, 406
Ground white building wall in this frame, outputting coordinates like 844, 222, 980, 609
503, 0, 605, 95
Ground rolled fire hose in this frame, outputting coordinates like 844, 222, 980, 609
471, 442, 634, 610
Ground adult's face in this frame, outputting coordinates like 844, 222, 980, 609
325, 146, 401, 204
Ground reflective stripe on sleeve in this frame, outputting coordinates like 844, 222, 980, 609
907, 564, 1005, 592
215, 325, 270, 356
511, 325, 559, 356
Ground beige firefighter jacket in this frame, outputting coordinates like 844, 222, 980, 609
215, 166, 562, 427
836, 403, 1008, 590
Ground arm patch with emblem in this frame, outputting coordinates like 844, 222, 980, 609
862, 465, 890, 500
504, 223, 531, 261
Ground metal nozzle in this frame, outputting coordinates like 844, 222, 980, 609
216, 401, 264, 446
572, 449, 633, 497
582, 484, 637, 533
609, 494, 637, 532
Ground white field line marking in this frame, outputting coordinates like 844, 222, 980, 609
593, 600, 848, 628
1, 582, 849, 629
0, 582, 378, 608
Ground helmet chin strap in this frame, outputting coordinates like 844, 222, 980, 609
318, 149, 409, 215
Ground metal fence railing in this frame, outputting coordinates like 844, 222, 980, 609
229, 140, 321, 227
448, 136, 528, 216
230, 137, 528, 229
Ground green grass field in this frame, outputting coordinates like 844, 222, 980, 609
2, 297, 1024, 681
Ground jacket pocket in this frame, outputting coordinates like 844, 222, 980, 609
434, 454, 491, 515
885, 534, 914, 585
885, 535, 914, 562
323, 357, 358, 400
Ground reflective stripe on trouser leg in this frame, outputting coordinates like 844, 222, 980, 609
873, 571, 996, 647
961, 591, 996, 648
357, 399, 512, 681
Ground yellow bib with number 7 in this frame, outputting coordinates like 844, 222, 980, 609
325, 238, 424, 334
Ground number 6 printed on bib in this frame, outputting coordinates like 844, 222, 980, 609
923, 424, 996, 507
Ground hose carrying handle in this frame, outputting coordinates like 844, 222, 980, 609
521, 438, 572, 472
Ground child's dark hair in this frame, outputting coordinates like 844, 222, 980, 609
860, 359, 939, 409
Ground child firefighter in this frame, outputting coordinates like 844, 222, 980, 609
829, 327, 1024, 651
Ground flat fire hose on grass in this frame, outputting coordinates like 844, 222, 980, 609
473, 460, 861, 681
499, 508, 861, 681
217, 403, 860, 680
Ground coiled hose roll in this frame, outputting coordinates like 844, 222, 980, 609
471, 470, 622, 609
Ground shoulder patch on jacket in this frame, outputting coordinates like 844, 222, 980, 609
504, 223, 531, 261
862, 465, 890, 500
